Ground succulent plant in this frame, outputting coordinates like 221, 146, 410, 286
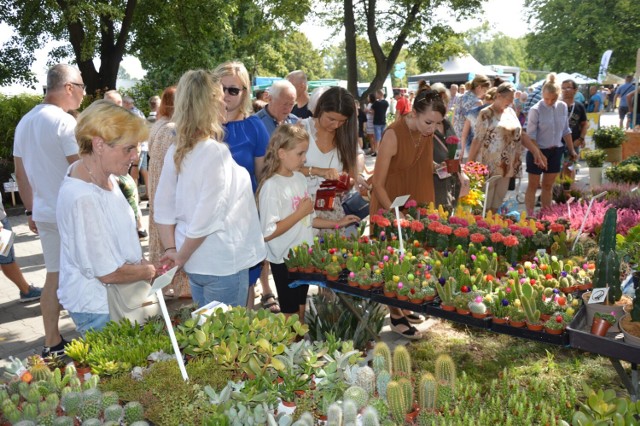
376, 369, 391, 400
372, 342, 392, 374
327, 402, 342, 426
435, 354, 456, 390
14, 421, 36, 426
342, 399, 358, 425
104, 403, 124, 422
355, 366, 376, 395
102, 391, 119, 407
81, 419, 102, 426
22, 401, 39, 421
386, 381, 406, 423
29, 362, 53, 382
398, 377, 413, 413
61, 391, 82, 417
130, 422, 150, 426
52, 416, 75, 426
361, 406, 380, 426
418, 372, 438, 411
79, 388, 103, 421
124, 401, 145, 424
344, 385, 369, 410
392, 345, 412, 378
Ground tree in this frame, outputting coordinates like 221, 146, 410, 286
332, 0, 483, 100
524, 0, 640, 76
0, 0, 137, 95
323, 37, 378, 82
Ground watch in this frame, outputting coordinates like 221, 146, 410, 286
25, 210, 32, 216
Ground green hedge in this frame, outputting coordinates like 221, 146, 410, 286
0, 93, 43, 160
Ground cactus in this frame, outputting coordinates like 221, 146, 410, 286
327, 402, 342, 426
344, 385, 369, 410
26, 386, 41, 404
130, 422, 150, 426
376, 370, 391, 400
14, 421, 36, 426
434, 277, 455, 305
22, 402, 38, 421
372, 342, 392, 374
5, 403, 22, 424
468, 299, 487, 315
80, 388, 102, 421
361, 406, 380, 426
392, 345, 411, 377
295, 412, 314, 426
386, 381, 406, 424
18, 381, 30, 399
594, 208, 622, 304
355, 366, 376, 395
372, 354, 387, 375
398, 377, 413, 413
124, 401, 145, 424
418, 372, 438, 411
103, 422, 120, 426
29, 362, 53, 382
342, 399, 358, 425
36, 408, 56, 426
104, 404, 124, 422
52, 416, 75, 426
514, 281, 540, 324
61, 391, 81, 416
102, 391, 119, 407
81, 419, 102, 426
435, 354, 456, 390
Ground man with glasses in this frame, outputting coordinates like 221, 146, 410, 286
14, 64, 83, 357
560, 80, 588, 179
255, 79, 298, 135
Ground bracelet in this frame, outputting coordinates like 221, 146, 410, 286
164, 247, 176, 253
308, 166, 313, 177
25, 209, 32, 216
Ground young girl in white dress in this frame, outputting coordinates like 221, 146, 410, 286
257, 125, 359, 321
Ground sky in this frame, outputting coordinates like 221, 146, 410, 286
1, 0, 527, 93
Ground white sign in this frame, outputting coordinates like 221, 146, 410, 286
588, 288, 609, 304
147, 265, 179, 296
3, 182, 18, 192
389, 194, 410, 209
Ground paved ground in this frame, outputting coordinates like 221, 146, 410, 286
0, 112, 621, 369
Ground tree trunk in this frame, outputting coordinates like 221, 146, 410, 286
344, 0, 359, 97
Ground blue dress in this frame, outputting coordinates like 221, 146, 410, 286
224, 115, 270, 192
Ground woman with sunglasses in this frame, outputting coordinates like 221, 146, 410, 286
369, 88, 445, 339
213, 62, 279, 311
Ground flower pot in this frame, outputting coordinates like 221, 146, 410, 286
509, 320, 525, 328
492, 317, 508, 324
383, 291, 397, 298
540, 314, 552, 322
302, 266, 314, 274
544, 327, 564, 335
348, 280, 359, 287
424, 295, 436, 302
472, 312, 489, 319
577, 283, 593, 291
590, 317, 613, 336
397, 295, 409, 301
455, 307, 470, 315
620, 315, 640, 346
372, 281, 383, 288
405, 408, 420, 424
560, 286, 577, 294
444, 158, 460, 173
409, 297, 424, 304
441, 303, 455, 312
582, 292, 631, 333
287, 267, 298, 273
603, 146, 622, 163
526, 322, 544, 331
278, 400, 297, 416
359, 283, 373, 290
589, 167, 603, 187
326, 274, 340, 281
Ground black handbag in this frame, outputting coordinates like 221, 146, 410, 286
341, 189, 370, 220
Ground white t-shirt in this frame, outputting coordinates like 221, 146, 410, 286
13, 104, 79, 223
259, 172, 315, 263
57, 172, 142, 314
154, 139, 266, 275
300, 118, 343, 197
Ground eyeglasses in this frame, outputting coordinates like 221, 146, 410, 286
561, 87, 576, 91
223, 86, 245, 96
68, 82, 86, 91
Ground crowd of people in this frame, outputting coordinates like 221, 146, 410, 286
8, 61, 639, 349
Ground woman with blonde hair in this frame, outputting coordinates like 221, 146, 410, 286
213, 61, 277, 311
525, 73, 577, 214
56, 100, 156, 334
154, 70, 266, 308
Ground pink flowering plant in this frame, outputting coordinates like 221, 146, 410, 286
445, 135, 460, 159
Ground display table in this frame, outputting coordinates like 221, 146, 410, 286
291, 272, 640, 400
622, 131, 640, 160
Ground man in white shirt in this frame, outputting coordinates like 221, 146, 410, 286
13, 64, 83, 357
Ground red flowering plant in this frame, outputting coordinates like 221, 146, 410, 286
445, 135, 460, 159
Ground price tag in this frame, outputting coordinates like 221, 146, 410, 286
588, 288, 609, 304
389, 194, 410, 209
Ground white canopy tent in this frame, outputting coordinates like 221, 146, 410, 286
408, 54, 499, 86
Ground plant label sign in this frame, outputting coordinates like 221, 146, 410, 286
588, 288, 609, 304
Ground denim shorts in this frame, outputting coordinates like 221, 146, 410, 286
0, 217, 15, 265
187, 269, 249, 308
69, 312, 110, 336
526, 147, 563, 175
373, 124, 386, 142
138, 151, 149, 170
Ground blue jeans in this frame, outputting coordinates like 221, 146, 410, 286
373, 124, 386, 142
187, 269, 249, 308
69, 312, 110, 336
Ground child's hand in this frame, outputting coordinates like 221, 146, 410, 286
297, 196, 315, 217
337, 215, 360, 228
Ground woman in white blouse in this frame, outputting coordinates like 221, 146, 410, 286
57, 100, 156, 334
154, 70, 266, 308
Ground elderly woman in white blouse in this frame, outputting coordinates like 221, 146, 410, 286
57, 100, 156, 334
154, 70, 266, 308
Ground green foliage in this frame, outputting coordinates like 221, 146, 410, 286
392, 345, 412, 378
525, 0, 640, 76
594, 126, 626, 149
0, 94, 43, 159
605, 157, 640, 184
583, 149, 607, 168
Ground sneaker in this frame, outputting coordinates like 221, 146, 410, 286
138, 229, 148, 240
42, 337, 69, 358
19, 285, 42, 303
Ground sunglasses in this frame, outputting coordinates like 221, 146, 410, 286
223, 86, 245, 96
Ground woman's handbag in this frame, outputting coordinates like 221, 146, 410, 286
106, 280, 161, 324
341, 188, 370, 220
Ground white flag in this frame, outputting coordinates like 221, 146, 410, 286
597, 50, 613, 83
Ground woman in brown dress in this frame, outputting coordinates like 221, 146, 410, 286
147, 86, 191, 298
370, 88, 446, 339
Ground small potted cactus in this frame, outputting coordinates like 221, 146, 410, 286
544, 314, 566, 335
591, 312, 617, 336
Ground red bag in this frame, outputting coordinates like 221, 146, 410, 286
314, 174, 350, 211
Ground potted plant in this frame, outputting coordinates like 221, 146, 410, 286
620, 286, 640, 346
383, 279, 397, 298
435, 277, 456, 311
583, 149, 607, 187
64, 340, 91, 374
591, 312, 617, 336
508, 306, 526, 328
453, 293, 471, 315
593, 125, 626, 163
544, 314, 566, 335
444, 135, 460, 173
468, 295, 490, 319
491, 296, 510, 324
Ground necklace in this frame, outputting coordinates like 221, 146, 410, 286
82, 159, 107, 189
405, 117, 423, 147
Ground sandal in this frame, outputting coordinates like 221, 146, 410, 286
403, 311, 426, 324
260, 293, 281, 314
390, 315, 422, 340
